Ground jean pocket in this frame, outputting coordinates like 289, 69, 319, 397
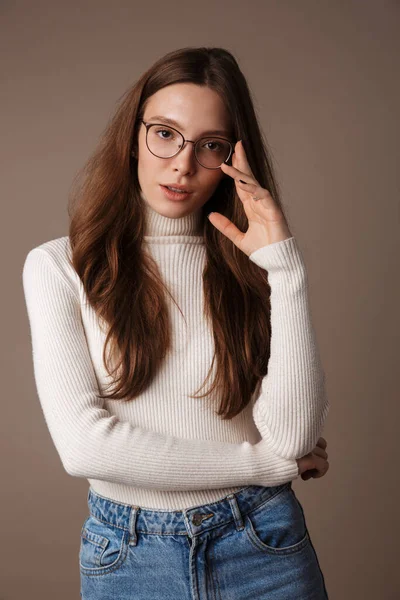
79, 515, 129, 576
244, 484, 310, 556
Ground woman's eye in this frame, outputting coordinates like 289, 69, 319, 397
204, 141, 222, 152
156, 129, 173, 139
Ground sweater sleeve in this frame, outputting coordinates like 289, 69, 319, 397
249, 236, 330, 459
22, 247, 299, 491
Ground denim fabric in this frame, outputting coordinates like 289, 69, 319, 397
79, 482, 329, 599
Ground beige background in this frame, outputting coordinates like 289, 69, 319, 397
2, 1, 399, 598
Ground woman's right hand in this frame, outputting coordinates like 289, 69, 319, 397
296, 437, 329, 480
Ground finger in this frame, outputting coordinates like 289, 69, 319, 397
221, 165, 275, 209
300, 451, 327, 474
302, 469, 317, 480
314, 461, 329, 478
302, 458, 329, 480
313, 446, 328, 460
221, 165, 270, 206
220, 162, 258, 187
313, 455, 329, 478
235, 179, 265, 200
234, 139, 254, 177
207, 211, 245, 247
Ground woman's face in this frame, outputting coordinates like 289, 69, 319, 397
136, 82, 232, 218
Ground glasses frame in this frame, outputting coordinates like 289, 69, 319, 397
136, 119, 235, 170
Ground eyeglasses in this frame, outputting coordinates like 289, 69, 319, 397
136, 119, 235, 170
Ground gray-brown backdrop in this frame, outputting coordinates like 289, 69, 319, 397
2, 1, 399, 598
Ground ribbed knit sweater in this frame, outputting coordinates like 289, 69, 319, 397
22, 199, 329, 510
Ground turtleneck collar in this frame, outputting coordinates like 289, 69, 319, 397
141, 191, 204, 238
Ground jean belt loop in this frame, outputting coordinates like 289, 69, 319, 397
128, 506, 140, 546
226, 493, 245, 531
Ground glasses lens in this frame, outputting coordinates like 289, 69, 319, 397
147, 125, 231, 168
195, 137, 232, 168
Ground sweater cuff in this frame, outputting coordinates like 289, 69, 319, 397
252, 440, 300, 486
249, 237, 306, 274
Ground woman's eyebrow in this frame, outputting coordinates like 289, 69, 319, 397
147, 115, 231, 137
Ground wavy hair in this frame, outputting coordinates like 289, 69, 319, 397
68, 46, 291, 420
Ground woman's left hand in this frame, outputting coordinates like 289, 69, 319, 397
208, 140, 293, 256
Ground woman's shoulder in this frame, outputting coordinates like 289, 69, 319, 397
25, 234, 71, 257
22, 235, 80, 296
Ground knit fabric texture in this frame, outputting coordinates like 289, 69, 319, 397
22, 199, 329, 510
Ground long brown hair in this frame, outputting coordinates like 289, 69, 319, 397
68, 46, 291, 420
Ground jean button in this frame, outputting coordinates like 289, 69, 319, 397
192, 513, 203, 526
192, 512, 215, 526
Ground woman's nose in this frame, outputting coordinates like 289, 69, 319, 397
171, 141, 197, 170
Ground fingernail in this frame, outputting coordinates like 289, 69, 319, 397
207, 212, 214, 219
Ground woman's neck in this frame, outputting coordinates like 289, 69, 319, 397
141, 191, 204, 237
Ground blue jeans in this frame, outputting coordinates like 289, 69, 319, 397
79, 482, 329, 599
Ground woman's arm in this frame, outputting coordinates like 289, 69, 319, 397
249, 236, 330, 459
22, 247, 299, 491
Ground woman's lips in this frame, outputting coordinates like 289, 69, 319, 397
160, 185, 193, 201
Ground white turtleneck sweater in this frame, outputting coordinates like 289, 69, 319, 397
22, 199, 329, 510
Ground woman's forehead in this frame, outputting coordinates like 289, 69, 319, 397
144, 84, 232, 133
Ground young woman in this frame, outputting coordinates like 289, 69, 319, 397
23, 47, 330, 599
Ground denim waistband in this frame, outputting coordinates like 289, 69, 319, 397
86, 481, 293, 540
